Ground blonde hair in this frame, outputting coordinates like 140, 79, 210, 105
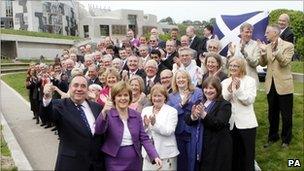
149, 83, 169, 103
111, 81, 132, 106
228, 57, 247, 77
172, 70, 195, 93
129, 75, 145, 93
104, 67, 121, 84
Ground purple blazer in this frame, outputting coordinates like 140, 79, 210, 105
95, 108, 158, 160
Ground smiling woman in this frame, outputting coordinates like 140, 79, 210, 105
95, 81, 162, 171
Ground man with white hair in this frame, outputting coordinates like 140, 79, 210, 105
186, 26, 206, 66
278, 13, 294, 43
143, 59, 160, 94
259, 24, 294, 148
150, 28, 166, 49
173, 47, 203, 86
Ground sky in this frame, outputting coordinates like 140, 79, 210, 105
79, 1, 303, 23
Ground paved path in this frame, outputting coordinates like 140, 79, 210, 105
0, 81, 58, 170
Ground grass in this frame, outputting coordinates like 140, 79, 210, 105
1, 126, 11, 157
1, 72, 304, 170
1, 73, 28, 100
1, 28, 81, 40
291, 61, 304, 73
255, 83, 303, 171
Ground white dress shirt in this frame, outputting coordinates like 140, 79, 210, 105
121, 119, 133, 146
43, 98, 96, 135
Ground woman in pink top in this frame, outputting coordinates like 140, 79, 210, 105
99, 68, 120, 106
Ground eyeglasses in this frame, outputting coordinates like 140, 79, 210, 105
208, 46, 218, 50
161, 76, 172, 79
229, 64, 240, 68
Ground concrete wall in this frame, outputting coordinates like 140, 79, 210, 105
17, 42, 71, 59
1, 34, 74, 59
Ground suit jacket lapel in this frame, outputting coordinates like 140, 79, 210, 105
87, 100, 100, 119
65, 99, 92, 137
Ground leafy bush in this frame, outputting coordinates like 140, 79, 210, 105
269, 9, 304, 60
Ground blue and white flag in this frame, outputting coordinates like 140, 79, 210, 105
213, 11, 269, 56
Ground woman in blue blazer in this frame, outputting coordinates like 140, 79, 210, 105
167, 70, 203, 171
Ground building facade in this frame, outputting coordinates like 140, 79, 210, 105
1, 0, 79, 36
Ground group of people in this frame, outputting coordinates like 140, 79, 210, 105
25, 13, 295, 171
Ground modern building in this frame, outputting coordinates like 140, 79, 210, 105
1, 0, 79, 36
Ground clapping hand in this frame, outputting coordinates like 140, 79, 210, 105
228, 42, 236, 56
231, 77, 240, 92
149, 114, 156, 126
143, 115, 150, 127
257, 39, 267, 52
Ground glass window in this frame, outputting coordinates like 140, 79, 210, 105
112, 25, 126, 35
100, 25, 109, 36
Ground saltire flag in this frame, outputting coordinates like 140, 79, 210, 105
213, 11, 269, 56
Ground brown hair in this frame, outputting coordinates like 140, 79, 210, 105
202, 76, 223, 100
111, 81, 133, 106
104, 67, 121, 84
204, 52, 222, 69
149, 83, 169, 103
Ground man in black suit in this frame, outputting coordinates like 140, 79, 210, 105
162, 40, 178, 70
170, 28, 181, 47
150, 49, 168, 76
142, 59, 160, 95
87, 65, 102, 86
278, 13, 294, 44
42, 75, 104, 170
186, 26, 206, 66
125, 55, 145, 79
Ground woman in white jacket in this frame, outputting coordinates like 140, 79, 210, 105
142, 84, 179, 171
221, 57, 258, 171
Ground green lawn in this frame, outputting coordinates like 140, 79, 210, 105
1, 126, 11, 157
1, 73, 28, 100
1, 72, 303, 170
1, 28, 81, 40
291, 61, 304, 73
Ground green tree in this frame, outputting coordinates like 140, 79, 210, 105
269, 9, 304, 59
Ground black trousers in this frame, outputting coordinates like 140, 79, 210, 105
267, 80, 293, 144
231, 126, 256, 171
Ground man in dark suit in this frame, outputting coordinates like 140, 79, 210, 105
186, 26, 206, 66
150, 49, 168, 74
124, 55, 145, 79
142, 59, 161, 95
42, 75, 104, 170
87, 65, 102, 86
162, 40, 178, 70
170, 28, 181, 47
278, 13, 294, 44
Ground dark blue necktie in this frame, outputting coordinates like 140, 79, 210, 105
76, 105, 92, 135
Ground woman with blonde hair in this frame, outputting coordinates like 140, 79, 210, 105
129, 75, 151, 113
167, 69, 203, 171
222, 57, 258, 171
99, 67, 120, 106
142, 84, 179, 170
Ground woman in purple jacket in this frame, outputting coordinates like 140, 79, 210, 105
95, 81, 162, 171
